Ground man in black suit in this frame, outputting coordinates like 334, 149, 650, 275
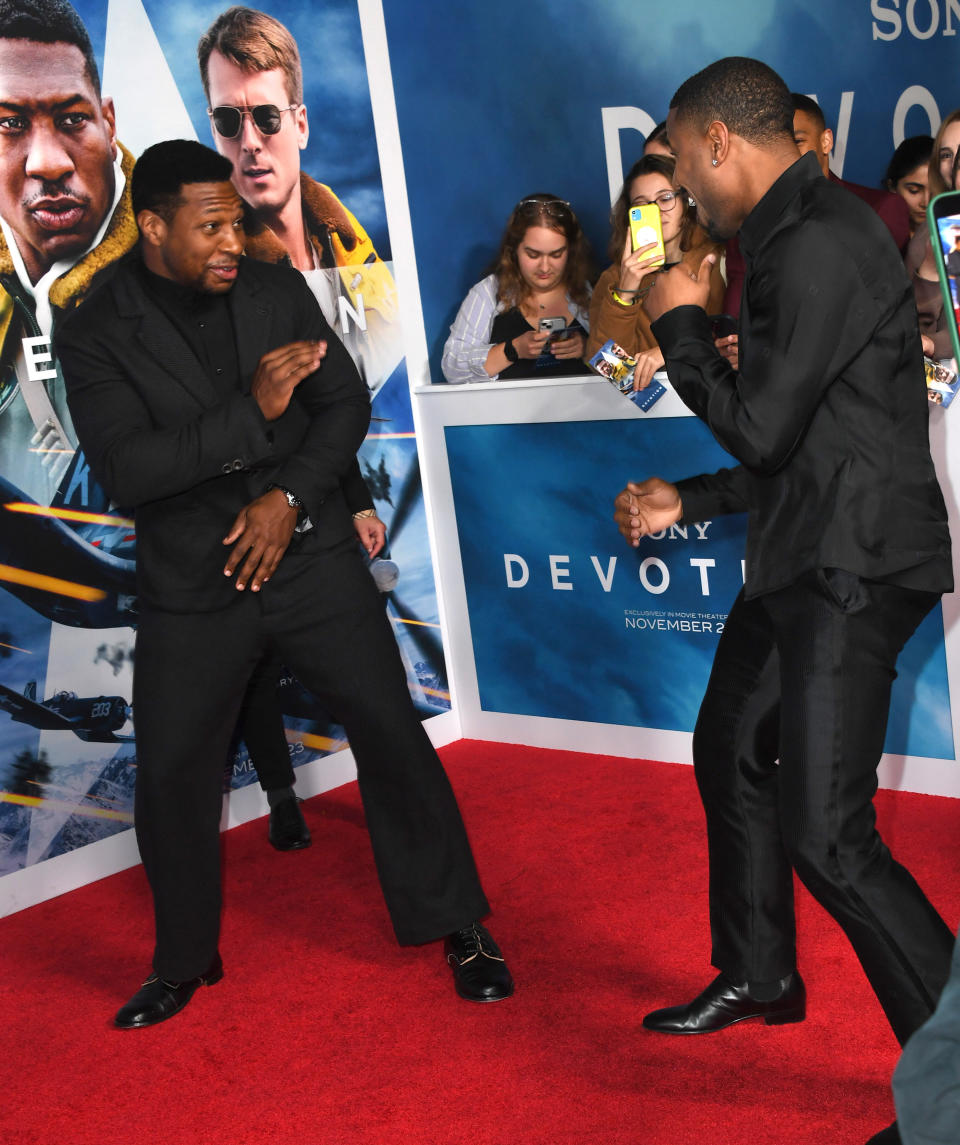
56, 140, 513, 1027
614, 58, 954, 1051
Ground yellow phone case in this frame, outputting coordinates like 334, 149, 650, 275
629, 204, 665, 268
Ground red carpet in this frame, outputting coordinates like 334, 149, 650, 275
1, 741, 958, 1145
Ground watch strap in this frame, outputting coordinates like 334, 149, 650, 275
268, 483, 303, 511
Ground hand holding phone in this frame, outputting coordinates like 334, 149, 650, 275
709, 313, 738, 339
509, 329, 550, 360
539, 315, 571, 349
629, 204, 666, 268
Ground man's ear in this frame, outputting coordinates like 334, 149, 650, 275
707, 120, 730, 166
821, 127, 835, 158
295, 102, 309, 152
137, 209, 167, 247
100, 96, 118, 161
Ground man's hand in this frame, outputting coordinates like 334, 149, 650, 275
613, 477, 682, 547
715, 333, 739, 370
353, 514, 386, 557
251, 340, 326, 421
643, 252, 716, 323
633, 346, 665, 390
222, 487, 299, 591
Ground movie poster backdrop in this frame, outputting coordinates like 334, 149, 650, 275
4, 0, 960, 896
0, 0, 446, 880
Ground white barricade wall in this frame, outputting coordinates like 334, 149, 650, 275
414, 374, 960, 800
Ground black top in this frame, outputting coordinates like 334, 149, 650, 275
652, 151, 952, 599
57, 254, 370, 612
137, 261, 239, 399
135, 258, 372, 516
491, 308, 587, 380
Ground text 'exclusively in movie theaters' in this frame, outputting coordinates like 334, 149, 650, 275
623, 609, 728, 636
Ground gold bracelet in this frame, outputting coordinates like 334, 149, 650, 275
353, 508, 377, 520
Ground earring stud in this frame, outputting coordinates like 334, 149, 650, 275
711, 158, 718, 167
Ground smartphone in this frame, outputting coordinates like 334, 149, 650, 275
927, 190, 960, 363
710, 313, 738, 340
628, 204, 665, 268
538, 315, 571, 344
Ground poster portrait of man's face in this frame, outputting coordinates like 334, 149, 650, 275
204, 49, 307, 220
0, 34, 117, 284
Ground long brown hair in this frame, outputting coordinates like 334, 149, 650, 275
607, 155, 697, 263
493, 194, 591, 311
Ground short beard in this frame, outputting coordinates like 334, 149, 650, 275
701, 212, 734, 244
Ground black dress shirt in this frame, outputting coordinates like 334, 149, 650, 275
137, 262, 240, 399
652, 151, 952, 599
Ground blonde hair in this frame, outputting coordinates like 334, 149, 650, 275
198, 6, 302, 105
930, 109, 960, 198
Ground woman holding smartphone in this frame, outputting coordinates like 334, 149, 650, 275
905, 109, 960, 359
587, 155, 725, 388
441, 194, 591, 384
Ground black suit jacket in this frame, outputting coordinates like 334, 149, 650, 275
57, 253, 371, 612
652, 153, 952, 599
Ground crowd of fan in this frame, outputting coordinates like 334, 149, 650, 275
440, 95, 959, 385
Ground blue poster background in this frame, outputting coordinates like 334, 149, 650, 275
446, 418, 954, 760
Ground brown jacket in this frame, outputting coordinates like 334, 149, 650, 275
586, 229, 725, 360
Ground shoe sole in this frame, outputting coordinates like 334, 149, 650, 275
269, 837, 312, 851
643, 1006, 806, 1034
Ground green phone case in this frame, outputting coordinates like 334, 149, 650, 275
927, 191, 960, 365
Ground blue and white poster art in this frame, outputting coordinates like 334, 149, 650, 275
445, 417, 953, 760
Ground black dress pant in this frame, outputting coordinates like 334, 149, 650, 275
132, 539, 488, 981
237, 654, 296, 792
694, 572, 954, 1045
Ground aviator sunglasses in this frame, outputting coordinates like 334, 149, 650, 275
208, 103, 300, 139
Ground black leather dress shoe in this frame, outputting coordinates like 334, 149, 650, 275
268, 795, 311, 851
445, 922, 514, 1002
114, 955, 223, 1029
642, 971, 805, 1034
866, 1123, 902, 1144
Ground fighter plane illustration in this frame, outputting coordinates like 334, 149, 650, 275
0, 680, 133, 743
0, 469, 137, 630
